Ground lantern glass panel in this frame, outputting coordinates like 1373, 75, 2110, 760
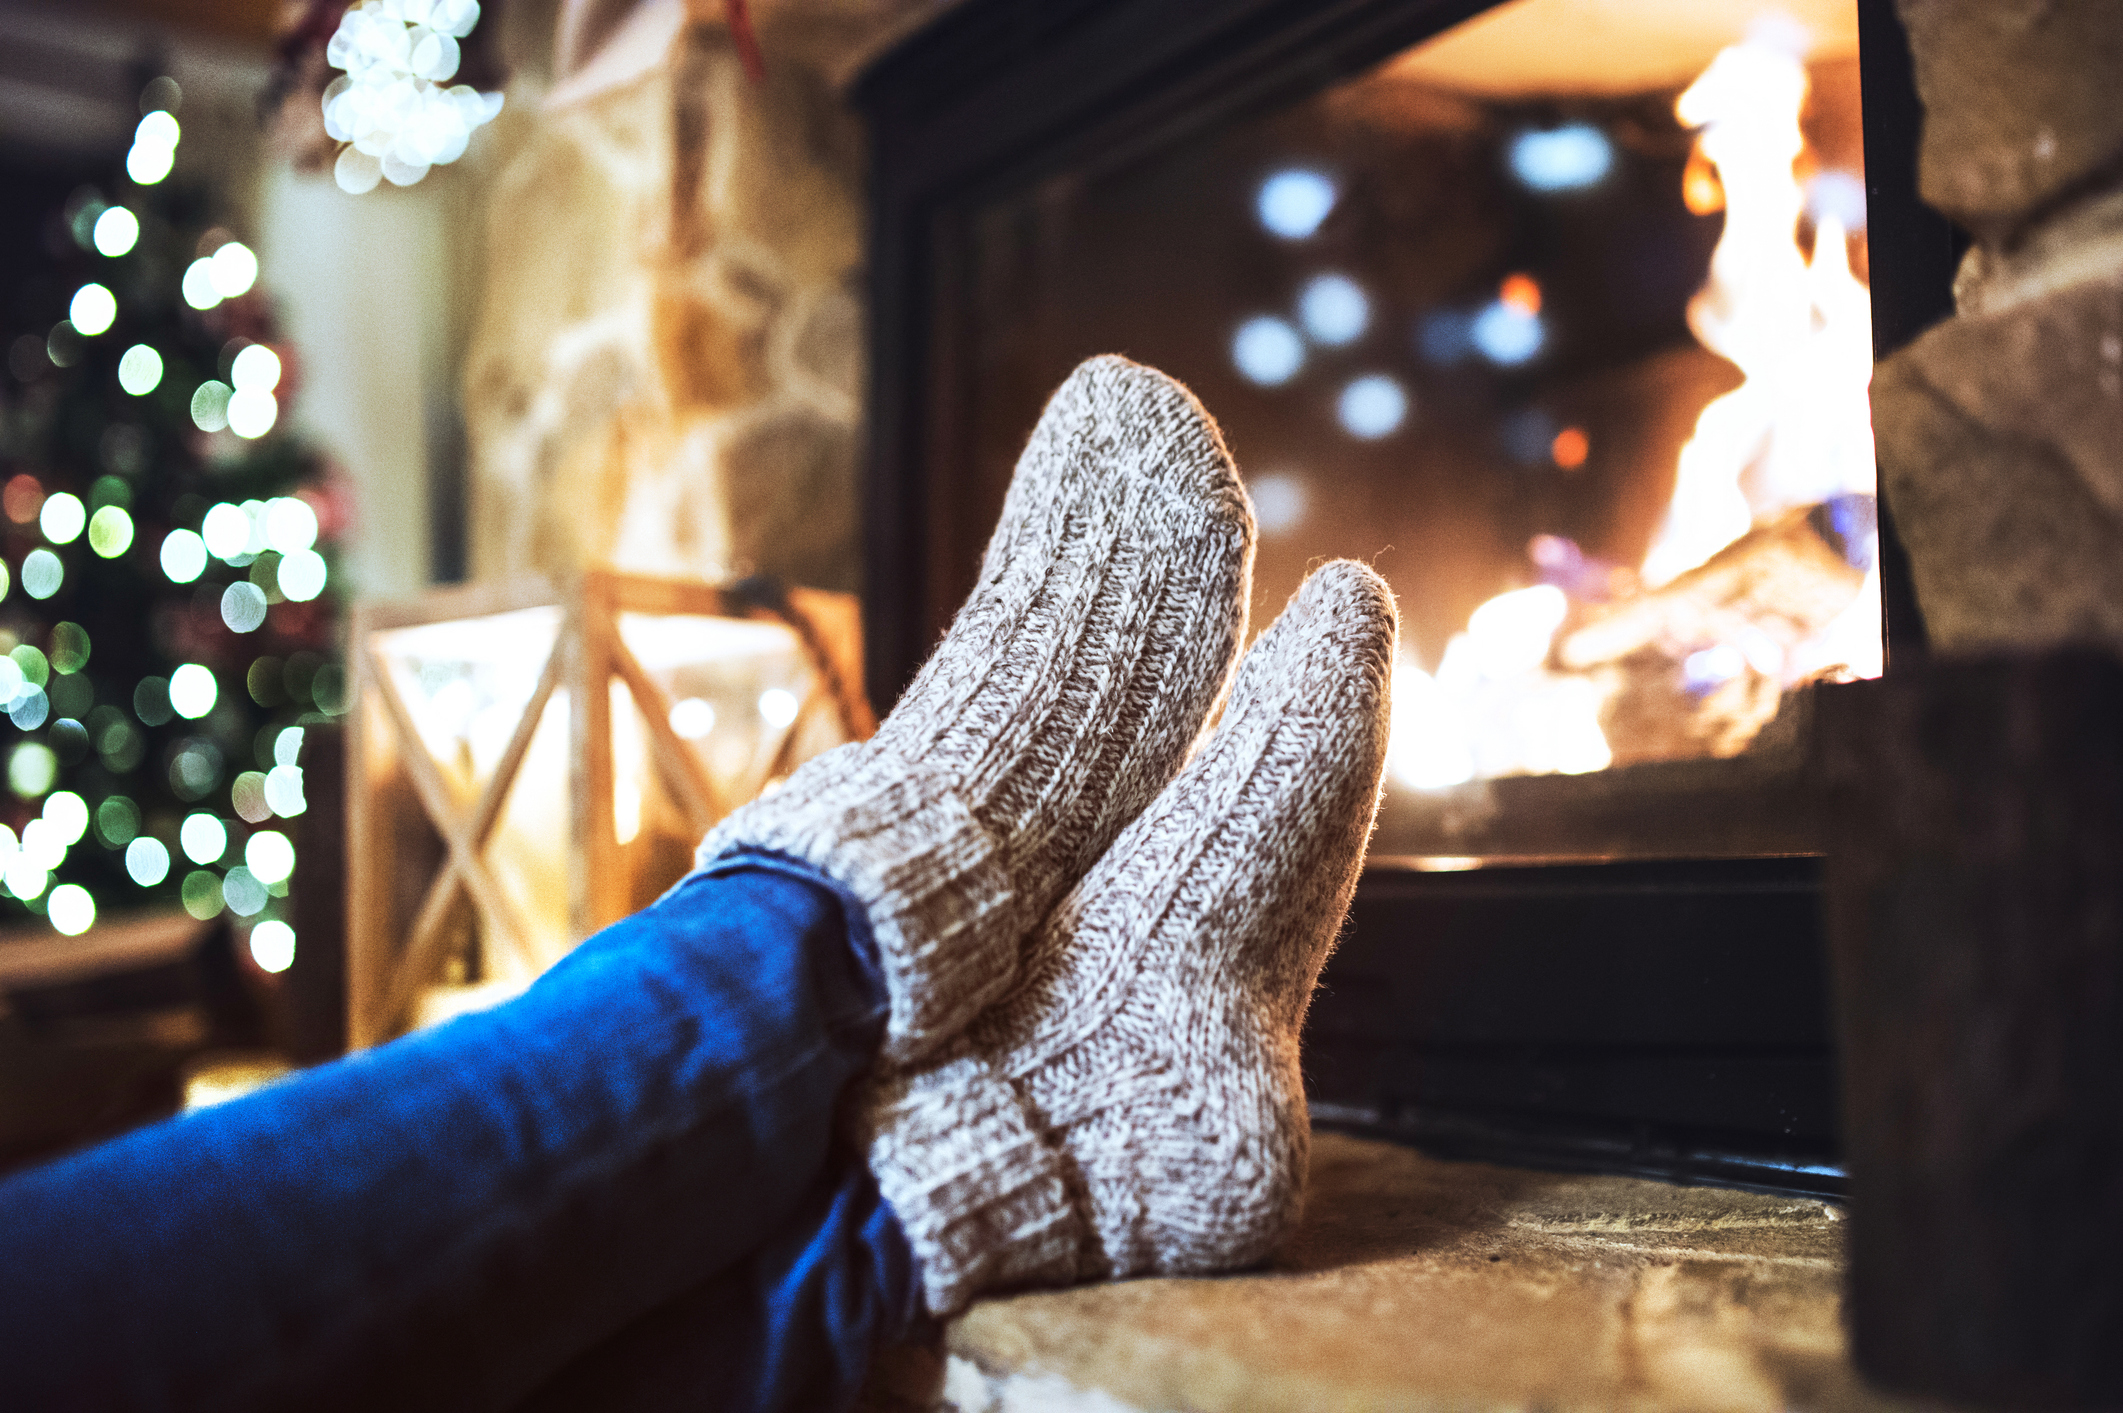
615, 612, 831, 799
481, 684, 573, 973
371, 606, 563, 810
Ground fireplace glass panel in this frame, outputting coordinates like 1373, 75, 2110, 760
940, 0, 1874, 860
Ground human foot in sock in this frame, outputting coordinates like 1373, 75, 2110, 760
695, 356, 1256, 1064
864, 560, 1396, 1314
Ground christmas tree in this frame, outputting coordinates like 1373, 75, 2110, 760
0, 74, 342, 964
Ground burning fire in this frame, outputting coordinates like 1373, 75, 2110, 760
1390, 31, 1880, 793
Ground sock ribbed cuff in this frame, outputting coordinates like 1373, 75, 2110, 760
863, 1051, 1092, 1316
693, 744, 1023, 1064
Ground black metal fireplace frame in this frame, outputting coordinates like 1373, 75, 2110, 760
851, 0, 1961, 1195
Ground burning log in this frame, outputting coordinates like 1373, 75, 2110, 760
1556, 505, 1868, 765
1560, 505, 1867, 671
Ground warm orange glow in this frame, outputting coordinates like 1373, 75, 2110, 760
1682, 146, 1725, 215
1499, 272, 1542, 316
1551, 426, 1589, 470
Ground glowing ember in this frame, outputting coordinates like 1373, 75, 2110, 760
1389, 33, 1879, 793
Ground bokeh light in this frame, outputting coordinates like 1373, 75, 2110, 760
223, 867, 268, 917
161, 528, 208, 582
4, 855, 48, 901
264, 497, 318, 554
47, 884, 96, 936
1257, 169, 1337, 239
49, 622, 88, 675
277, 549, 328, 601
1247, 473, 1308, 535
7, 742, 55, 798
21, 819, 66, 871
3, 474, 44, 524
69, 284, 116, 337
222, 581, 268, 633
40, 493, 85, 544
43, 791, 88, 845
1337, 375, 1409, 439
250, 920, 297, 972
1471, 300, 1545, 366
191, 380, 232, 432
118, 344, 163, 395
670, 697, 716, 739
129, 110, 180, 188
210, 242, 258, 299
1231, 316, 1305, 387
1299, 274, 1369, 346
87, 506, 134, 558
264, 764, 306, 817
245, 830, 295, 884
179, 812, 227, 865
231, 345, 282, 392
7, 685, 47, 731
181, 869, 223, 919
1509, 123, 1614, 192
127, 143, 174, 185
93, 207, 140, 257
227, 388, 277, 439
22, 549, 63, 599
97, 796, 140, 846
182, 259, 220, 310
201, 502, 251, 560
126, 836, 171, 886
758, 688, 799, 728
169, 663, 218, 719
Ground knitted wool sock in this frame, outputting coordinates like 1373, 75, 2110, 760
694, 356, 1255, 1064
864, 560, 1396, 1315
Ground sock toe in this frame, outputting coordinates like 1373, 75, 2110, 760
1021, 355, 1256, 521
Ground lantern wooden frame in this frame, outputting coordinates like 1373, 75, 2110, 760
346, 570, 873, 1048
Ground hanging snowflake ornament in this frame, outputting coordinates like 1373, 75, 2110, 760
322, 0, 505, 194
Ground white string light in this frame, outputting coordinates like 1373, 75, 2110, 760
323, 0, 504, 194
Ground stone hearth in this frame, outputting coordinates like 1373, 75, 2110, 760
859, 1132, 1894, 1413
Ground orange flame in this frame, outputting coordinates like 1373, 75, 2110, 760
1640, 39, 1875, 590
1387, 33, 1880, 794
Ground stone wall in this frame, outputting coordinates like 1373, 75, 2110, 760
1872, 0, 2123, 652
462, 3, 917, 594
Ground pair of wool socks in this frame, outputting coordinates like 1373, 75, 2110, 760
698, 355, 1396, 1313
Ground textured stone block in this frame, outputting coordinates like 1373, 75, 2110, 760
463, 17, 874, 593
1899, 0, 2123, 240
1870, 267, 2123, 653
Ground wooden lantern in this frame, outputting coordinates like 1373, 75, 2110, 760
346, 571, 873, 1047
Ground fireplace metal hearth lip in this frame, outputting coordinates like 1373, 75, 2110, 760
853, 0, 1959, 1194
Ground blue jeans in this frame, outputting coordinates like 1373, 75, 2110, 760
0, 855, 923, 1412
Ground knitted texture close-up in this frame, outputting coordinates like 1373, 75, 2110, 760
867, 560, 1398, 1315
692, 355, 1257, 1065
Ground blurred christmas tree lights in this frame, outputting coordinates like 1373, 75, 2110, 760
0, 73, 344, 959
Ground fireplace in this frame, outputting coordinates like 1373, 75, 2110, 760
854, 0, 1960, 1194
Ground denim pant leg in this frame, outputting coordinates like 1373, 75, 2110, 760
0, 859, 916, 1413
510, 1153, 923, 1413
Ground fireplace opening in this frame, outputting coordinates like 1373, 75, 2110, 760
856, 0, 1949, 1193
937, 0, 1875, 862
